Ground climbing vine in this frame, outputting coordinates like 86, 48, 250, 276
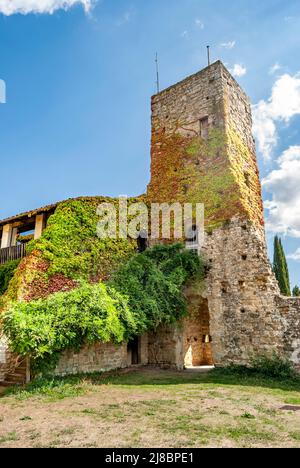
0, 259, 21, 296
2, 244, 204, 374
0, 197, 145, 307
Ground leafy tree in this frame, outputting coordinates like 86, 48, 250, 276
273, 236, 291, 296
292, 285, 300, 297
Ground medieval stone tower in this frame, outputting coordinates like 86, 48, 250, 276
147, 61, 300, 369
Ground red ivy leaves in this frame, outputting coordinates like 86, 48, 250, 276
25, 274, 77, 302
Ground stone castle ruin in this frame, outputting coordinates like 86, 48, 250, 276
1, 61, 300, 383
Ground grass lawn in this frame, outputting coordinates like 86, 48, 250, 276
0, 367, 300, 448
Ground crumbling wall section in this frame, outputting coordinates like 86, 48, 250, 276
203, 219, 300, 368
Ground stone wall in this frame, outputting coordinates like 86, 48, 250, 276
54, 334, 149, 377
148, 325, 184, 369
0, 337, 22, 382
54, 342, 128, 377
147, 219, 300, 371
203, 218, 300, 368
145, 60, 300, 371
0, 337, 8, 381
147, 60, 264, 231
222, 66, 264, 227
276, 296, 300, 371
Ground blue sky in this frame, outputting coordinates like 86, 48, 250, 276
0, 0, 300, 286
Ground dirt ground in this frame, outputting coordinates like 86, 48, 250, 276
0, 368, 300, 448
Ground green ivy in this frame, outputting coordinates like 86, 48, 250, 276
2, 244, 204, 375
0, 260, 21, 296
110, 243, 204, 332
26, 198, 138, 281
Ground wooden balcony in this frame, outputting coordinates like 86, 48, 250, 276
0, 244, 27, 265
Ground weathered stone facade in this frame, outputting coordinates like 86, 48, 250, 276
54, 334, 149, 377
147, 60, 300, 370
54, 342, 129, 377
148, 61, 263, 230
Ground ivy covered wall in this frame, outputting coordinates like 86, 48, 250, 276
0, 196, 142, 308
148, 61, 264, 231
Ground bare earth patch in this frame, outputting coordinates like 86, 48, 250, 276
0, 368, 300, 448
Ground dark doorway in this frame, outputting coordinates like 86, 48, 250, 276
127, 337, 140, 365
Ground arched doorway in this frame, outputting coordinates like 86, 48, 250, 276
184, 298, 214, 367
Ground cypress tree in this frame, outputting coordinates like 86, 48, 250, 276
293, 286, 300, 297
273, 236, 291, 296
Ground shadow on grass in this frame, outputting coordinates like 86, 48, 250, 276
2, 367, 300, 400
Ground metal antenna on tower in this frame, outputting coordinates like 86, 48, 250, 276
155, 52, 160, 93
207, 46, 211, 66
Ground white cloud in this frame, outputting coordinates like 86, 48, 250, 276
287, 248, 300, 262
230, 64, 247, 78
220, 41, 236, 50
0, 0, 95, 15
195, 18, 204, 29
269, 63, 281, 75
263, 146, 300, 237
181, 30, 188, 38
253, 73, 300, 161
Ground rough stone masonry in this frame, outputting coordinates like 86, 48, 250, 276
147, 60, 300, 370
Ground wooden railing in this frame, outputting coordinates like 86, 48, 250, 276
0, 244, 27, 265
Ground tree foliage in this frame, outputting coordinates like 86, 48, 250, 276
292, 285, 300, 297
0, 260, 21, 296
273, 236, 291, 296
2, 244, 204, 374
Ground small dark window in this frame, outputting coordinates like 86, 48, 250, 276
244, 171, 251, 188
199, 117, 209, 139
242, 255, 247, 261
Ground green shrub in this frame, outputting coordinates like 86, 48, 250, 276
0, 260, 21, 296
2, 282, 136, 374
250, 353, 297, 380
219, 354, 297, 381
2, 244, 203, 374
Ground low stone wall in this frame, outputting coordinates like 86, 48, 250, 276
276, 296, 300, 370
0, 337, 21, 382
148, 325, 184, 369
54, 342, 128, 377
0, 337, 8, 381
